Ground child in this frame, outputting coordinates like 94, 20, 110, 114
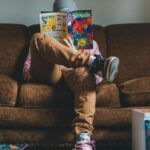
23, 0, 119, 149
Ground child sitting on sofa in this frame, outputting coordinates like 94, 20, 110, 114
23, 0, 120, 149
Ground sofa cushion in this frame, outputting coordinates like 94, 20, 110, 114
18, 82, 120, 108
0, 106, 133, 128
119, 76, 150, 107
0, 24, 27, 81
96, 83, 120, 107
19, 83, 54, 107
106, 24, 150, 84
18, 82, 74, 108
0, 74, 17, 106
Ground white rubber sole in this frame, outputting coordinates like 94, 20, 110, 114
105, 57, 120, 82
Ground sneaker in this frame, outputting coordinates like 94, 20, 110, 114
88, 55, 120, 82
72, 132, 96, 150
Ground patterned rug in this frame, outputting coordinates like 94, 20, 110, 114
0, 144, 71, 150
0, 144, 29, 150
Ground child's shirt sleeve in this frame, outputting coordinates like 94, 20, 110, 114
89, 40, 102, 56
91, 40, 103, 85
23, 49, 31, 82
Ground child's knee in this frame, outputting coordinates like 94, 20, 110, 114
30, 33, 50, 51
31, 33, 54, 48
31, 33, 45, 43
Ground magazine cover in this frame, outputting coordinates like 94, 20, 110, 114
40, 12, 67, 42
145, 119, 150, 150
39, 10, 93, 50
67, 10, 93, 50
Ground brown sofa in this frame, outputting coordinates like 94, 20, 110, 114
0, 23, 150, 150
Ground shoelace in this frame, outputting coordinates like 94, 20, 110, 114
74, 141, 96, 150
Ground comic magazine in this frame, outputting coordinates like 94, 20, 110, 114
67, 10, 93, 50
40, 12, 67, 42
39, 10, 93, 50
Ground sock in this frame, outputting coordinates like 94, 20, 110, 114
78, 132, 91, 142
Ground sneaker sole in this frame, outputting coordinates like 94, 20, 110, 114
105, 57, 120, 82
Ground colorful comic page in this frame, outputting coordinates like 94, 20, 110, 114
67, 10, 93, 50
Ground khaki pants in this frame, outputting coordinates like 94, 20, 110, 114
30, 33, 96, 135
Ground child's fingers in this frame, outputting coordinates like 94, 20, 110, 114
67, 37, 74, 49
67, 37, 77, 52
63, 38, 72, 48
63, 38, 78, 54
68, 37, 74, 47
68, 37, 77, 52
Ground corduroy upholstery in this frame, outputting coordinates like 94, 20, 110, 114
0, 74, 17, 106
0, 107, 133, 128
119, 76, 150, 107
96, 83, 120, 107
106, 24, 150, 84
19, 83, 54, 107
0, 23, 149, 150
0, 24, 27, 81
18, 82, 120, 108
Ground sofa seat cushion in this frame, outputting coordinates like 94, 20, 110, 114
19, 83, 54, 107
19, 82, 120, 108
0, 106, 137, 128
119, 76, 150, 107
0, 74, 17, 106
96, 83, 120, 107
18, 83, 74, 108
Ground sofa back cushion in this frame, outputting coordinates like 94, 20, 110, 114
0, 24, 27, 81
106, 24, 150, 84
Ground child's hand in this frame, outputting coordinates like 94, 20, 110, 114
63, 37, 78, 53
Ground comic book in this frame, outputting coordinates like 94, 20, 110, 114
39, 10, 93, 50
40, 12, 67, 42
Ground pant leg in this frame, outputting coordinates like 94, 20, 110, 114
62, 67, 96, 135
30, 33, 90, 68
30, 37, 62, 84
